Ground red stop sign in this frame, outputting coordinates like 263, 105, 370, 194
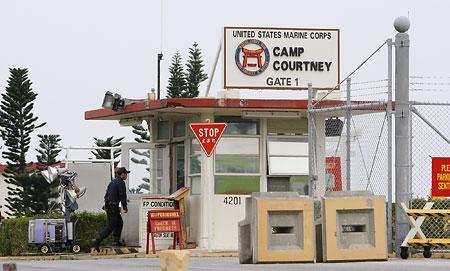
190, 123, 227, 157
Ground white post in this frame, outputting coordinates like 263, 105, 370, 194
199, 113, 215, 251
346, 78, 351, 191
393, 16, 411, 255
110, 148, 115, 178
308, 84, 316, 197
387, 38, 394, 253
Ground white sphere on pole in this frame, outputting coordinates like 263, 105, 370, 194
394, 16, 410, 33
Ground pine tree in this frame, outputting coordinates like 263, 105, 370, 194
36, 134, 62, 168
91, 136, 124, 168
130, 123, 150, 193
31, 134, 62, 214
185, 42, 208, 98
0, 68, 46, 216
166, 52, 187, 98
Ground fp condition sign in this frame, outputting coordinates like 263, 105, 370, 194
224, 27, 340, 90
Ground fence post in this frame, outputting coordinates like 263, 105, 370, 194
308, 83, 316, 198
387, 38, 394, 254
394, 16, 411, 256
110, 148, 115, 178
346, 78, 351, 191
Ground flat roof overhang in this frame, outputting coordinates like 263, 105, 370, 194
85, 98, 391, 121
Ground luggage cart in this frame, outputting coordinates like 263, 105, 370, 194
400, 202, 450, 259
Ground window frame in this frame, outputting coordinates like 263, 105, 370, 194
267, 135, 309, 176
212, 117, 262, 195
214, 134, 262, 176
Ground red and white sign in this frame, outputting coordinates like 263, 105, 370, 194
146, 210, 182, 254
325, 157, 342, 191
224, 27, 340, 90
431, 157, 450, 197
190, 123, 227, 157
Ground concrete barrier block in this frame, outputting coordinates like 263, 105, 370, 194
238, 221, 252, 263
239, 192, 315, 263
254, 197, 315, 263
160, 250, 190, 271
321, 192, 387, 262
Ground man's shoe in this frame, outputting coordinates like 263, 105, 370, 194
91, 239, 100, 252
112, 241, 126, 247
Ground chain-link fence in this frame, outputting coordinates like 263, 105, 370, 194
309, 78, 392, 247
409, 75, 450, 248
310, 78, 390, 196
306, 29, 450, 255
411, 103, 450, 239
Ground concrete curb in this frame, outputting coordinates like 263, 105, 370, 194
2, 252, 450, 261
0, 251, 238, 261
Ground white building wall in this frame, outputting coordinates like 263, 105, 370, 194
0, 175, 9, 217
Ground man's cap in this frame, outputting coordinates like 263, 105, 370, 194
117, 167, 131, 175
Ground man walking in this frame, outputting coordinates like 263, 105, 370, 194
92, 167, 130, 251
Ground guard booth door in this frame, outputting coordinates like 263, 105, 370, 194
121, 142, 170, 196
171, 142, 186, 194
120, 142, 171, 247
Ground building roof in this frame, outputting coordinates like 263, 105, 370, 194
85, 98, 389, 121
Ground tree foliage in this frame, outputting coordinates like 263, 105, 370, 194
91, 136, 124, 168
0, 68, 46, 216
130, 123, 150, 194
185, 42, 208, 98
36, 134, 61, 169
166, 52, 187, 98
34, 134, 62, 213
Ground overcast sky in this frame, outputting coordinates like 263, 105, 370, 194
0, 0, 449, 162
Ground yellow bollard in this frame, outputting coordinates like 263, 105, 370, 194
159, 250, 190, 271
3, 263, 17, 271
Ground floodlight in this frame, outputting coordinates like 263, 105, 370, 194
76, 186, 87, 198
40, 167, 86, 215
102, 91, 125, 111
41, 166, 68, 183
66, 190, 77, 204
102, 91, 116, 109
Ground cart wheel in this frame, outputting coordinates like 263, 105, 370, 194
423, 247, 432, 258
400, 247, 409, 259
71, 243, 81, 254
39, 244, 50, 254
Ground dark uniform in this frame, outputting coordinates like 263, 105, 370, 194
94, 171, 128, 248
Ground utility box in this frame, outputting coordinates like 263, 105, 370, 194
28, 219, 69, 244
238, 192, 314, 263
319, 191, 387, 262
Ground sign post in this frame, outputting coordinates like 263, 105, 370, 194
431, 157, 450, 197
189, 123, 227, 157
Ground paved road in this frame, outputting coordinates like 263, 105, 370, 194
2, 257, 450, 271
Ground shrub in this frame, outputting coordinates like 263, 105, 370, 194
0, 211, 113, 256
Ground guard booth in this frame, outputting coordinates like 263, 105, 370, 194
85, 96, 348, 251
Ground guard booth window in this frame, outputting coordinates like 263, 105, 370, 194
157, 121, 170, 140
214, 117, 260, 195
174, 143, 185, 192
189, 139, 201, 195
173, 121, 186, 138
266, 136, 309, 195
215, 116, 259, 135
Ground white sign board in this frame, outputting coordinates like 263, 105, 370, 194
224, 27, 340, 90
139, 197, 175, 252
